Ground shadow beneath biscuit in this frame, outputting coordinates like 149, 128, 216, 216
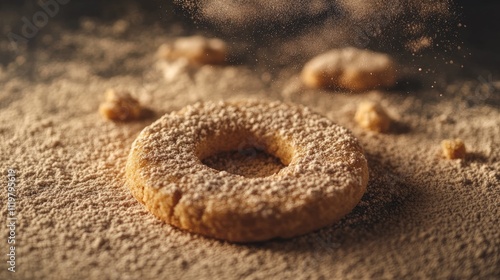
103, 108, 158, 130
158, 153, 418, 254
334, 155, 411, 229
464, 152, 490, 164
139, 107, 157, 121
244, 154, 416, 253
388, 120, 411, 135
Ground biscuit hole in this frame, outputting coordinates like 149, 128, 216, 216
196, 131, 293, 178
202, 148, 286, 178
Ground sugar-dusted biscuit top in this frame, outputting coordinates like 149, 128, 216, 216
126, 101, 369, 242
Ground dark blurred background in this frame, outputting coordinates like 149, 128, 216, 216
455, 0, 500, 51
1, 0, 499, 52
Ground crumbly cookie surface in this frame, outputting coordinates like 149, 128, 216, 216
355, 101, 392, 133
441, 139, 467, 160
99, 89, 143, 121
126, 101, 368, 242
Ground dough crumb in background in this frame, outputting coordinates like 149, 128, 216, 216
112, 20, 130, 35
99, 89, 143, 121
157, 36, 227, 65
441, 139, 467, 160
301, 48, 397, 91
354, 101, 392, 133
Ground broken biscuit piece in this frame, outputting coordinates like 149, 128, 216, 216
302, 47, 397, 91
441, 139, 466, 160
157, 36, 227, 65
354, 101, 392, 133
99, 89, 143, 121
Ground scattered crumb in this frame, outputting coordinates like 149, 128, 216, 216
99, 89, 143, 121
157, 35, 227, 65
354, 101, 392, 133
301, 47, 397, 91
406, 36, 433, 53
112, 20, 130, 35
441, 139, 467, 159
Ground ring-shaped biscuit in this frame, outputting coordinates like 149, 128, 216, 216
126, 101, 368, 242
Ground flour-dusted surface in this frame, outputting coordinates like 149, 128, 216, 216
1, 3, 499, 280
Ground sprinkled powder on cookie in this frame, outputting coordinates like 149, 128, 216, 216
126, 101, 369, 242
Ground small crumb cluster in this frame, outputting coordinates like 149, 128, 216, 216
441, 139, 467, 160
157, 35, 227, 65
354, 101, 392, 133
301, 47, 397, 91
99, 89, 143, 122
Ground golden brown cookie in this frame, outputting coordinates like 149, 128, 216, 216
157, 36, 227, 65
126, 101, 368, 242
355, 101, 392, 133
441, 139, 466, 160
99, 89, 143, 122
302, 47, 397, 91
